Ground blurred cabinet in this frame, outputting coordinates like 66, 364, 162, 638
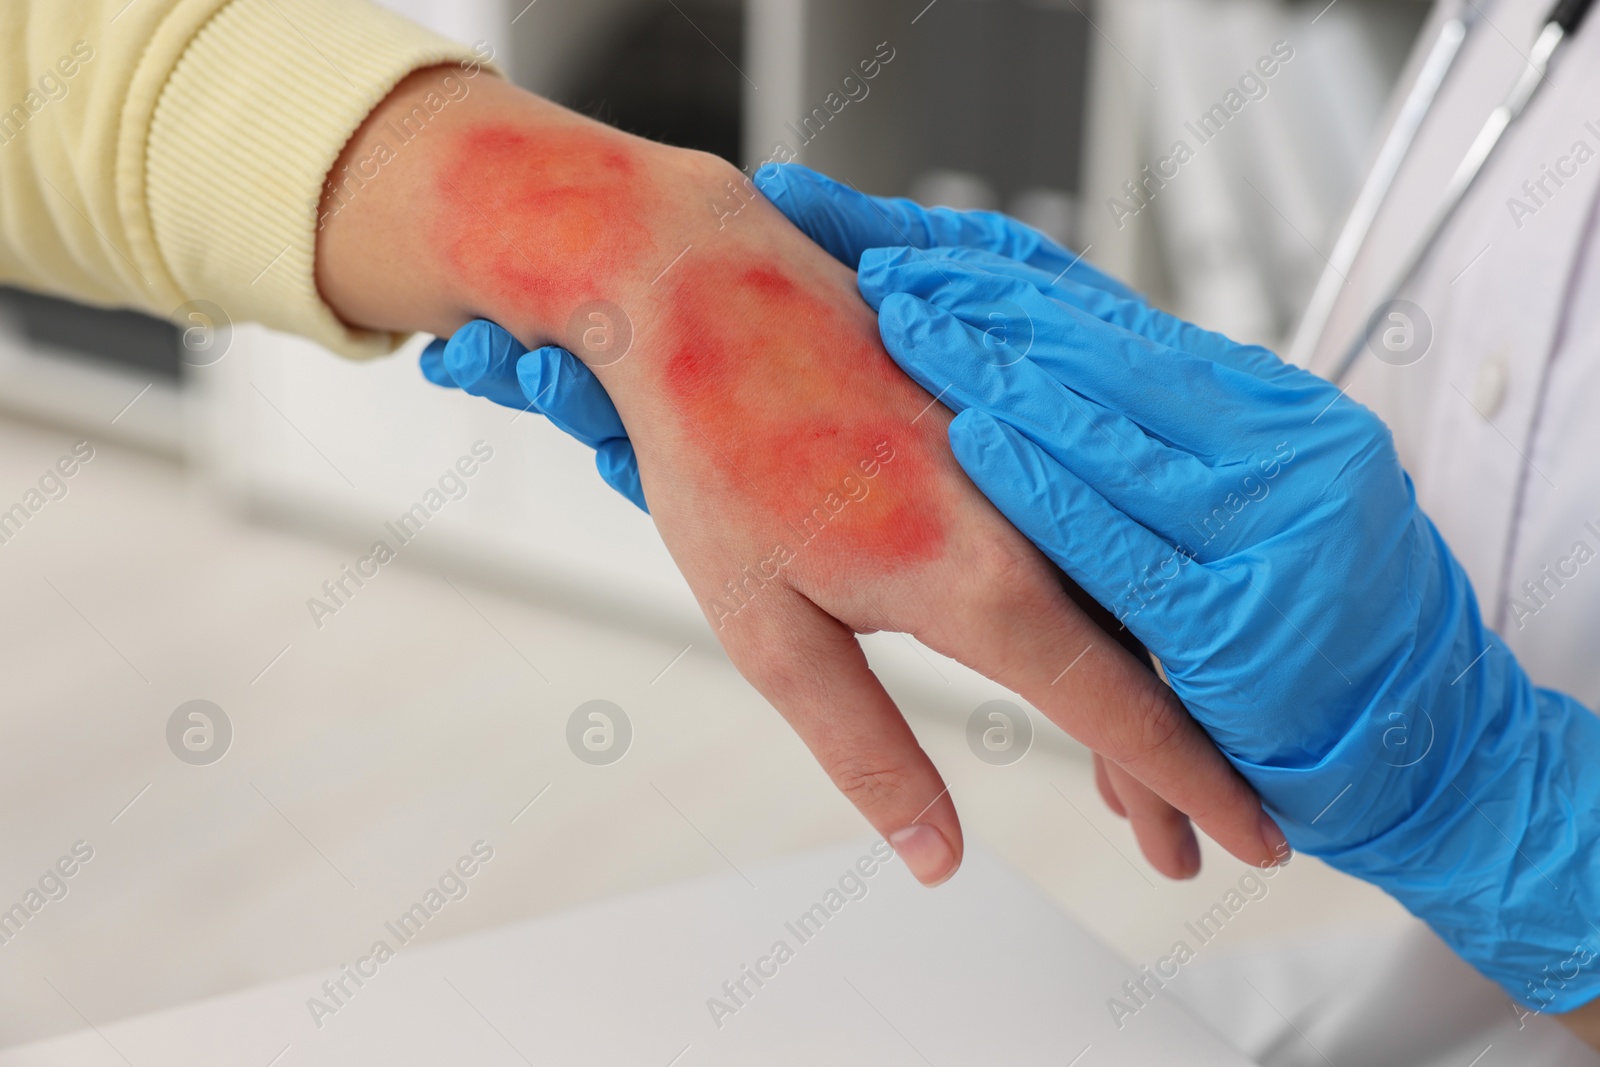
741, 0, 1426, 346
0, 286, 184, 456
746, 0, 1090, 245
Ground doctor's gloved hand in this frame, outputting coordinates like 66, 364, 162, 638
420, 321, 646, 511
751, 163, 1137, 298
863, 246, 1600, 1013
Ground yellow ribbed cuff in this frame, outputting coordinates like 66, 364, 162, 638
145, 0, 492, 358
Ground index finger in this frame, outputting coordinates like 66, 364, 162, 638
753, 163, 1136, 298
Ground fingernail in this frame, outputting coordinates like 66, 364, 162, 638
889, 824, 956, 887
1259, 812, 1291, 867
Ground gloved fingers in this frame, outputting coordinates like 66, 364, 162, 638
594, 439, 647, 513
942, 409, 1281, 866
1079, 295, 1294, 383
720, 589, 963, 888
1101, 758, 1202, 879
948, 409, 1227, 647
886, 246, 1295, 382
517, 345, 643, 511
875, 291, 1223, 536
515, 345, 631, 450
419, 337, 458, 388
430, 322, 642, 509
442, 319, 534, 411
754, 162, 1136, 298
865, 248, 1271, 461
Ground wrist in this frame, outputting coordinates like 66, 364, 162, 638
315, 68, 730, 347
443, 129, 738, 357
148, 0, 488, 358
315, 63, 507, 337
315, 59, 754, 358
1227, 521, 1600, 1011
1318, 632, 1600, 1015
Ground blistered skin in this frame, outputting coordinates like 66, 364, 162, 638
434, 124, 657, 325
661, 256, 948, 566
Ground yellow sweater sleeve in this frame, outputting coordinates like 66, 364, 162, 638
0, 0, 490, 358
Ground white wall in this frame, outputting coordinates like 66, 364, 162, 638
372, 0, 508, 48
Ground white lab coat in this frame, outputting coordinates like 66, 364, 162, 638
1186, 0, 1600, 1062
1309, 0, 1600, 704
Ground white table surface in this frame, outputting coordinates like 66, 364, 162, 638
0, 411, 1404, 1052
0, 842, 1265, 1066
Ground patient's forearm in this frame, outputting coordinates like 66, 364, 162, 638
314, 65, 704, 346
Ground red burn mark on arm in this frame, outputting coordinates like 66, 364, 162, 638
432, 123, 655, 329
662, 257, 948, 565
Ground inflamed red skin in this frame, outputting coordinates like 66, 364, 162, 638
658, 256, 949, 571
433, 121, 952, 583
434, 124, 659, 327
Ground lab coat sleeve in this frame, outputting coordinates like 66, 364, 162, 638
0, 0, 489, 359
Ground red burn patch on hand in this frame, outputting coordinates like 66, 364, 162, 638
433, 123, 657, 330
661, 257, 948, 566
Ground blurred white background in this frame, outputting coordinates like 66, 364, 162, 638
0, 0, 1424, 1053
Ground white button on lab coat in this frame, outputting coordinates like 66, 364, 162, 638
1303, 0, 1600, 709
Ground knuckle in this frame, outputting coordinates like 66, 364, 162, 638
969, 535, 1053, 611
974, 535, 1035, 586
1106, 682, 1188, 768
689, 151, 757, 204
827, 754, 916, 814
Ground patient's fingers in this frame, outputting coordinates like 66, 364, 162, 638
716, 588, 963, 887
1101, 758, 1200, 879
909, 545, 1277, 872
1098, 738, 1202, 879
1094, 754, 1126, 817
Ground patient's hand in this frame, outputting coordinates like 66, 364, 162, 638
316, 67, 1285, 882
1560, 998, 1600, 1051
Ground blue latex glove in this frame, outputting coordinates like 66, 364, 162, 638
752, 162, 1139, 298
858, 244, 1600, 1013
420, 321, 646, 512
420, 163, 1134, 510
